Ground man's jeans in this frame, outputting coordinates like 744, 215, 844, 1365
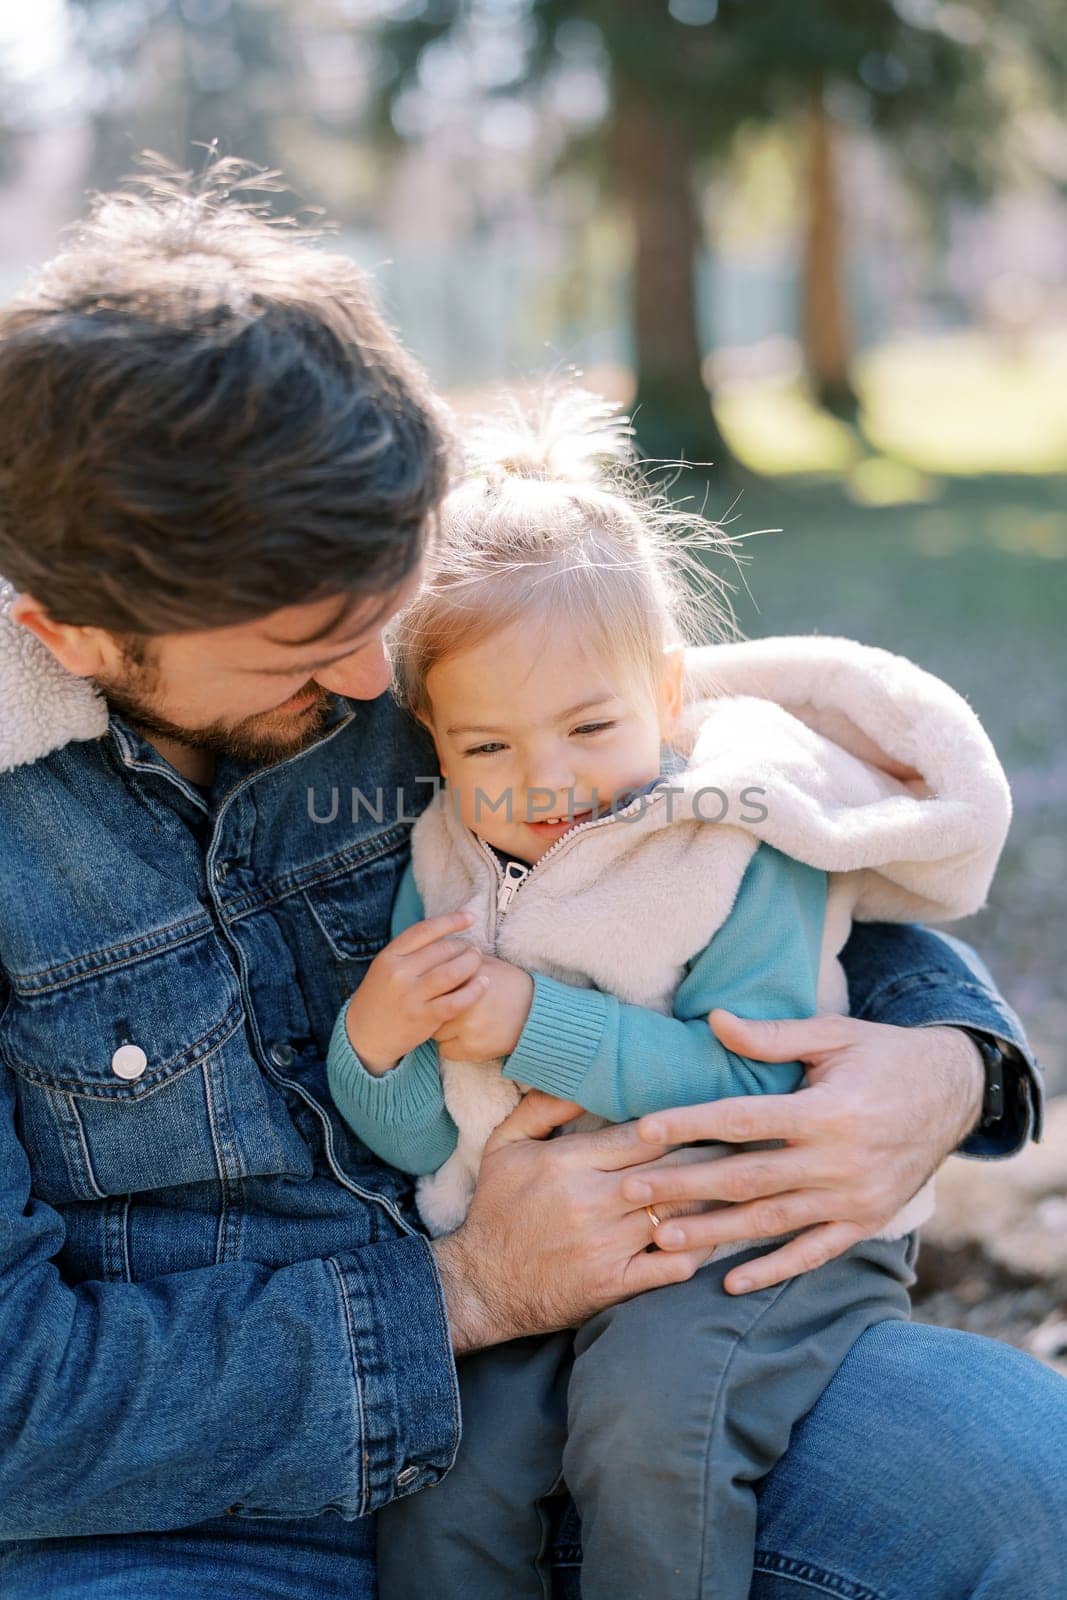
4, 1322, 1065, 1598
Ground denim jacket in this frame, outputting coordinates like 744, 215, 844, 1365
0, 693, 1042, 1541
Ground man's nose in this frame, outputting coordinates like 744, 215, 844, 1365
314, 638, 393, 701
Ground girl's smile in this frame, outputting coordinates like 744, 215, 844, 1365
523, 808, 596, 842
423, 614, 682, 865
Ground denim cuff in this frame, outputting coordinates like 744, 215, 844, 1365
331, 1233, 460, 1515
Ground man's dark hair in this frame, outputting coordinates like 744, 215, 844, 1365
0, 158, 451, 635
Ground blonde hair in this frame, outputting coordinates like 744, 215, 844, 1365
390, 385, 739, 722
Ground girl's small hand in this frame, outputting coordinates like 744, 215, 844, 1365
345, 912, 487, 1076
435, 955, 534, 1062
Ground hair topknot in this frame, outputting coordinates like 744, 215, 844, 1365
390, 380, 743, 722
463, 386, 634, 486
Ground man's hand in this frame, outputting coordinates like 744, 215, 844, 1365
431, 1092, 711, 1354
435, 955, 534, 1062
344, 912, 486, 1075
620, 1010, 985, 1296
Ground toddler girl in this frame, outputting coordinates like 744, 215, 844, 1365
326, 389, 1011, 1600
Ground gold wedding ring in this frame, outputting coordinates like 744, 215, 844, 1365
645, 1204, 662, 1231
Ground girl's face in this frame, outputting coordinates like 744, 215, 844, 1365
424, 615, 682, 864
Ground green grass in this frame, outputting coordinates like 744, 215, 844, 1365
715, 331, 1067, 483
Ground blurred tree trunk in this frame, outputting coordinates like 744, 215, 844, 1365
610, 76, 732, 474
801, 85, 861, 421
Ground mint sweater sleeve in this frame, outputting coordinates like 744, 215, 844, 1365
329, 843, 828, 1171
503, 844, 827, 1121
326, 862, 459, 1176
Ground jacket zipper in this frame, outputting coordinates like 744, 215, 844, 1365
495, 859, 529, 915
477, 786, 670, 927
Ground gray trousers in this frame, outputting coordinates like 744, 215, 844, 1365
376, 1236, 916, 1600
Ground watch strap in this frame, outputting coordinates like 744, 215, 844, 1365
961, 1028, 1007, 1129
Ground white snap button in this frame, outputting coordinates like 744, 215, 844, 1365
111, 1044, 148, 1080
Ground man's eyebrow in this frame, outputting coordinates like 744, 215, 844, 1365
446, 696, 619, 737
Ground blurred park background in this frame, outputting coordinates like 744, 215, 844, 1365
1, 1, 1066, 1346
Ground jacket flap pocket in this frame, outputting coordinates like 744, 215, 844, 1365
1, 930, 243, 1099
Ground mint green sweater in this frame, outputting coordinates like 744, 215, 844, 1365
327, 842, 827, 1176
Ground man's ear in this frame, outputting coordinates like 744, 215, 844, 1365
10, 594, 117, 680
658, 644, 685, 735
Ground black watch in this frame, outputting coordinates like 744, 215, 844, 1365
960, 1029, 1007, 1130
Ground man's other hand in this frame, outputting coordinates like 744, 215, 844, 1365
620, 1011, 984, 1296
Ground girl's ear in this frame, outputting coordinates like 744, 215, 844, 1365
658, 644, 685, 734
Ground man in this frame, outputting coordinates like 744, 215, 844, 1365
0, 165, 1061, 1598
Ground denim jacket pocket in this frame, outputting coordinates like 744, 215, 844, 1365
0, 922, 260, 1204
302, 826, 410, 964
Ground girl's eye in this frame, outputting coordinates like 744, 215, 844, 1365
464, 742, 507, 757
572, 721, 616, 737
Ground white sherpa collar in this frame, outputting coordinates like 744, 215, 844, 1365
0, 579, 109, 774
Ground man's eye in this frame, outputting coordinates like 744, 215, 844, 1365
464, 742, 507, 757
572, 721, 616, 737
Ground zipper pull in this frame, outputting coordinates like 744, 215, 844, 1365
496, 860, 528, 916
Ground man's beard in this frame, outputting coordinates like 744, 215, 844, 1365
100, 665, 334, 764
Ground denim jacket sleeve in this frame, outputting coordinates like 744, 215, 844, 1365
839, 921, 1043, 1158
0, 1057, 460, 1540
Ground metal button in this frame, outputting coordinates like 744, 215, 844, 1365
269, 1042, 295, 1069
213, 860, 229, 885
395, 1465, 420, 1489
111, 1044, 148, 1081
